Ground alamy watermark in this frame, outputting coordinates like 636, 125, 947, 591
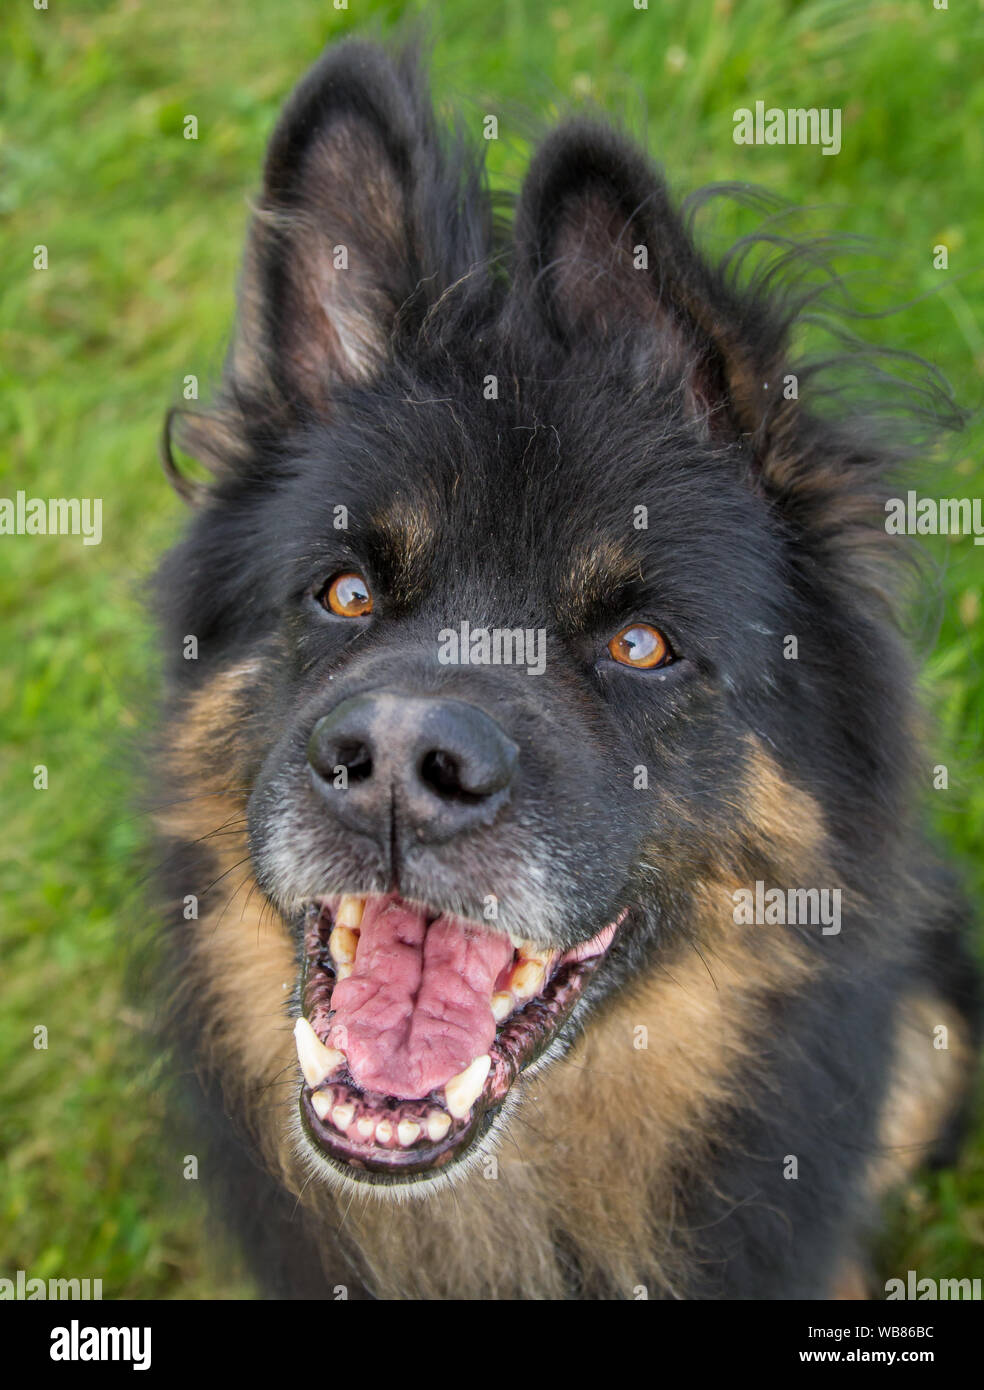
0, 491, 102, 545
885, 491, 984, 544
733, 101, 841, 156
885, 1270, 982, 1300
733, 882, 842, 935
437, 620, 546, 676
50, 1320, 151, 1371
1, 1269, 102, 1299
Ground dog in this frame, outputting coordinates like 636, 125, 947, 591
153, 38, 979, 1299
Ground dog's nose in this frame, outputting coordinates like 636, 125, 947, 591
307, 692, 518, 846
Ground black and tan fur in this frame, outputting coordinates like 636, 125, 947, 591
152, 40, 979, 1299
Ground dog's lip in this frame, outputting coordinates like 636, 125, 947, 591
293, 896, 627, 1183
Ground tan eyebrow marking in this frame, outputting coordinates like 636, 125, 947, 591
557, 536, 645, 629
368, 499, 438, 607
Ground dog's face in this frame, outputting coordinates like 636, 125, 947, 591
159, 44, 908, 1193
239, 355, 783, 1186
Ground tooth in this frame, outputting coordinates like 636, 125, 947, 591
425, 1110, 452, 1142
491, 991, 513, 1022
511, 958, 545, 999
509, 932, 548, 959
311, 1091, 333, 1122
329, 923, 359, 965
444, 1054, 491, 1120
375, 1119, 393, 1145
335, 963, 353, 981
397, 1119, 421, 1147
332, 1103, 355, 1132
336, 895, 365, 928
356, 1116, 375, 1141
293, 1017, 345, 1087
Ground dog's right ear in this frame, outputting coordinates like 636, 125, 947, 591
164, 40, 489, 495
239, 41, 428, 411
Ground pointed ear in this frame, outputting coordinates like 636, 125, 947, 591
237, 42, 422, 413
232, 40, 444, 416
511, 122, 787, 445
176, 40, 489, 479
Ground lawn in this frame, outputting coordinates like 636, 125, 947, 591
1, 0, 982, 1298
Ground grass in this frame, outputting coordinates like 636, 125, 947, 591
1, 0, 982, 1298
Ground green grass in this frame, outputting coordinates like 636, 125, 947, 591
1, 0, 982, 1298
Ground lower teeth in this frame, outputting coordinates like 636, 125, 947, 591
443, 1054, 491, 1119
298, 897, 616, 1161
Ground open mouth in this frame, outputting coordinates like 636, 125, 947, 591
293, 893, 623, 1185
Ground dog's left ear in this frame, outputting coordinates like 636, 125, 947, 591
512, 121, 787, 450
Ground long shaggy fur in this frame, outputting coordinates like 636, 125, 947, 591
151, 38, 979, 1300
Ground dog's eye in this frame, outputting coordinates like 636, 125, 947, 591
320, 572, 373, 618
608, 623, 672, 669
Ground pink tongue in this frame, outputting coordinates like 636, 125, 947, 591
327, 896, 514, 1099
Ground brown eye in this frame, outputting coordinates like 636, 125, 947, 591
321, 572, 373, 618
608, 623, 671, 669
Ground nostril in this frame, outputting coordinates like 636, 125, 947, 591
420, 749, 480, 803
335, 740, 373, 783
308, 712, 376, 787
309, 697, 516, 834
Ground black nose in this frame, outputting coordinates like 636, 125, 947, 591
307, 692, 518, 847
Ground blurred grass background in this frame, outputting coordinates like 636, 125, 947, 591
1, 0, 983, 1298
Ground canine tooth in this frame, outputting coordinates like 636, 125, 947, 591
491, 991, 513, 1023
397, 1120, 421, 1147
510, 933, 549, 962
425, 1110, 452, 1143
511, 958, 545, 999
375, 1119, 393, 1145
336, 895, 365, 928
444, 1055, 491, 1120
335, 962, 353, 981
332, 1103, 355, 1131
311, 1091, 333, 1122
293, 1017, 345, 1087
329, 923, 359, 965
356, 1116, 375, 1141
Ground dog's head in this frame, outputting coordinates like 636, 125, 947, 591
158, 41, 915, 1192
